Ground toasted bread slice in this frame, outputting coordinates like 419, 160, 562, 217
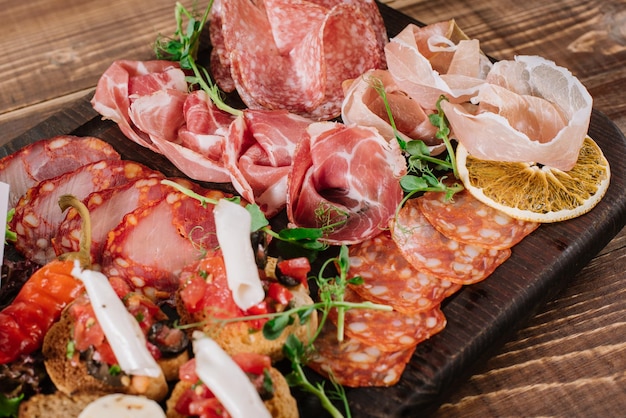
18, 392, 102, 418
176, 285, 318, 362
42, 307, 169, 401
165, 367, 298, 418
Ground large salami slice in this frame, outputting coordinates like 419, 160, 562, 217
307, 321, 416, 387
328, 287, 446, 352
347, 231, 460, 315
0, 136, 120, 208
287, 122, 405, 244
418, 188, 540, 249
11, 160, 158, 265
391, 197, 511, 285
100, 189, 230, 300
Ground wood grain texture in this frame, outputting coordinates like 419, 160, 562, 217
1, 0, 626, 416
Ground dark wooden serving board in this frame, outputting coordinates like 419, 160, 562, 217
3, 3, 626, 417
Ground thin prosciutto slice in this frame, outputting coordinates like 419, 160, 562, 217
441, 55, 593, 171
341, 69, 440, 147
225, 110, 312, 216
91, 60, 188, 153
287, 122, 406, 244
385, 21, 491, 110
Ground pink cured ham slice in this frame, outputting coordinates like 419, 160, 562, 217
307, 321, 416, 387
0, 136, 120, 209
391, 197, 511, 285
224, 109, 312, 217
385, 21, 490, 110
341, 69, 440, 146
441, 55, 593, 171
142, 90, 236, 184
53, 176, 200, 267
100, 189, 230, 300
11, 160, 158, 265
347, 231, 460, 315
287, 122, 406, 244
328, 287, 446, 352
418, 189, 540, 249
91, 60, 188, 153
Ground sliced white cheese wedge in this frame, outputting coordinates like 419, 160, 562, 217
213, 198, 265, 310
192, 331, 271, 418
71, 262, 162, 378
78, 394, 166, 418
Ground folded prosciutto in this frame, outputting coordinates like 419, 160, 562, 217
384, 20, 492, 110
441, 55, 593, 171
286, 122, 406, 244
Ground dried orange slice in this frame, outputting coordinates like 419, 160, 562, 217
455, 136, 610, 223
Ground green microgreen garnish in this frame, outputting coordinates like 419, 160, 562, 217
161, 179, 328, 251
5, 208, 16, 244
0, 393, 23, 418
154, 1, 241, 116
367, 77, 463, 200
108, 364, 122, 376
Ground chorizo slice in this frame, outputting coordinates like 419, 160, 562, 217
11, 160, 158, 265
391, 197, 511, 285
418, 189, 539, 249
307, 321, 416, 387
348, 231, 460, 315
0, 135, 120, 208
328, 287, 446, 352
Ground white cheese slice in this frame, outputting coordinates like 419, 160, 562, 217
213, 199, 265, 310
71, 262, 162, 378
192, 331, 271, 418
78, 394, 165, 418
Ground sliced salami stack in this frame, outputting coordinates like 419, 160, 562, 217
308, 190, 538, 387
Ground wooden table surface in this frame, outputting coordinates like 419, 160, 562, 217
1, 0, 625, 416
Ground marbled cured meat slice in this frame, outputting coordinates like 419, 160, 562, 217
418, 189, 539, 249
391, 197, 511, 285
307, 321, 416, 387
143, 90, 235, 183
347, 231, 460, 315
91, 60, 188, 153
385, 21, 490, 110
11, 160, 158, 265
341, 69, 440, 147
441, 55, 592, 171
53, 177, 200, 267
212, 0, 384, 120
287, 122, 405, 244
100, 189, 230, 300
224, 109, 312, 217
328, 287, 446, 352
0, 136, 120, 208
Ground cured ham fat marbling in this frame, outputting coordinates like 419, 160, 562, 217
441, 55, 593, 171
286, 122, 406, 244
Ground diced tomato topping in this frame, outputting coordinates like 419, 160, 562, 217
179, 358, 199, 382
231, 352, 271, 376
189, 397, 229, 418
180, 253, 244, 318
277, 257, 311, 288
180, 276, 208, 314
267, 282, 293, 306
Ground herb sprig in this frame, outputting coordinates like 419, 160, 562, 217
368, 77, 463, 200
154, 1, 241, 116
161, 179, 328, 251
